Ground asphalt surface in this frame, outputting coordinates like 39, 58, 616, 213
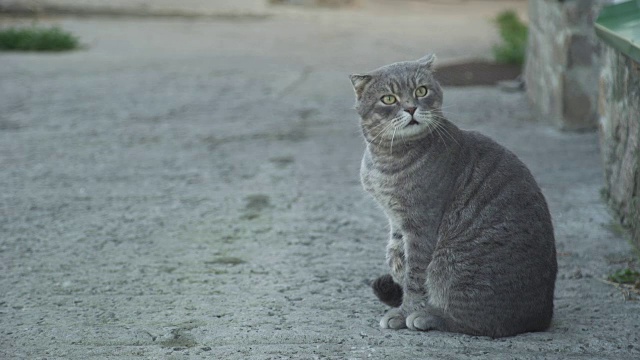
1, 2, 639, 359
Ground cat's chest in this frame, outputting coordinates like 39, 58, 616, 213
360, 156, 411, 216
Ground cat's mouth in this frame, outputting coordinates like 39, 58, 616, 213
407, 119, 419, 126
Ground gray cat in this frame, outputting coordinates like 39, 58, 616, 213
350, 55, 557, 338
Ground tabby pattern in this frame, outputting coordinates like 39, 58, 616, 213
350, 55, 557, 338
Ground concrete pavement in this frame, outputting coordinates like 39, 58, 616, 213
1, 1, 639, 359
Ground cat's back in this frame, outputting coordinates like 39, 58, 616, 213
440, 128, 555, 251
428, 129, 557, 337
450, 130, 551, 224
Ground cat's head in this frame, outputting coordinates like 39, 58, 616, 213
349, 54, 443, 144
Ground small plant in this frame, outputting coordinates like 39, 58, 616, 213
602, 267, 640, 300
492, 10, 528, 66
0, 25, 80, 52
608, 268, 640, 284
604, 220, 626, 237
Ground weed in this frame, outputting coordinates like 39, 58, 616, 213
605, 220, 627, 237
599, 187, 610, 201
0, 25, 80, 52
492, 10, 528, 66
602, 267, 640, 300
608, 268, 640, 284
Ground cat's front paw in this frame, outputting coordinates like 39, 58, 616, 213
406, 311, 444, 331
380, 308, 406, 329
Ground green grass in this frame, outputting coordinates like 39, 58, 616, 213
605, 267, 640, 300
493, 10, 528, 66
605, 220, 627, 237
608, 268, 640, 284
0, 25, 80, 52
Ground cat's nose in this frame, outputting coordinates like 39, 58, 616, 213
405, 107, 417, 115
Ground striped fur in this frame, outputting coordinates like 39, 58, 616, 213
351, 55, 557, 338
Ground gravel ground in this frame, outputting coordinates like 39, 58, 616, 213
1, 2, 639, 359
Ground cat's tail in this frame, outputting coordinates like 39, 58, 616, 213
372, 274, 403, 307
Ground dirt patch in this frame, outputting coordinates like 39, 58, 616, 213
241, 194, 272, 220
206, 256, 246, 265
436, 60, 522, 86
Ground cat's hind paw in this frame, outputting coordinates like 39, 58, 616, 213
380, 308, 406, 329
406, 311, 445, 331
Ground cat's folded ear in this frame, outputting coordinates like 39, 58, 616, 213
349, 74, 372, 99
417, 54, 437, 69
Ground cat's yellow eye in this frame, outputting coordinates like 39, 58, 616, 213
415, 86, 428, 97
381, 95, 397, 105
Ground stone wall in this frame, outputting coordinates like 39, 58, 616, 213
599, 46, 640, 248
525, 0, 610, 131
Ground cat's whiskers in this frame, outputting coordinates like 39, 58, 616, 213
369, 119, 391, 132
425, 116, 448, 150
368, 121, 395, 145
390, 125, 397, 155
415, 110, 451, 149
436, 110, 467, 125
367, 113, 409, 146
356, 116, 393, 140
365, 122, 389, 139
434, 122, 456, 148
434, 104, 466, 119
429, 114, 460, 147
391, 117, 406, 154
430, 113, 454, 122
